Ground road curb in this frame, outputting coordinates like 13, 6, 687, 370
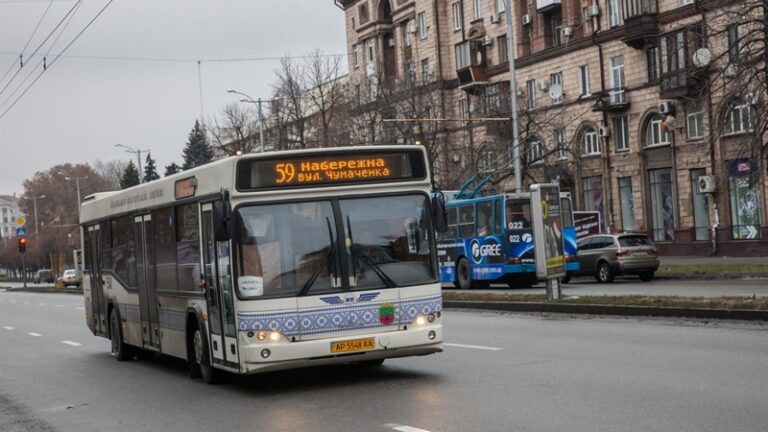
444, 300, 768, 322
2, 287, 83, 295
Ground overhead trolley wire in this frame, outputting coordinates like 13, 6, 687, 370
0, 0, 55, 87
0, 0, 115, 120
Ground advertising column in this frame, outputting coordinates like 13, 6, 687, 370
531, 184, 565, 300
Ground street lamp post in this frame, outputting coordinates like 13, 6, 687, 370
115, 143, 151, 183
31, 195, 45, 237
227, 89, 270, 153
58, 172, 88, 211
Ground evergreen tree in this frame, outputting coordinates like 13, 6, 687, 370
164, 163, 181, 176
143, 153, 160, 182
120, 161, 141, 189
182, 120, 213, 170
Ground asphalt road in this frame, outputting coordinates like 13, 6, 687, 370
1, 291, 767, 432
444, 278, 768, 297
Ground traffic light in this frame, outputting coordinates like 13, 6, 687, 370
18, 237, 27, 253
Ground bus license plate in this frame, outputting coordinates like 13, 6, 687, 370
330, 338, 375, 353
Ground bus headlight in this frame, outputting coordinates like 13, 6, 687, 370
427, 313, 436, 323
253, 330, 285, 343
415, 316, 427, 326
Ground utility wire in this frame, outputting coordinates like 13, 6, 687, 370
0, 0, 54, 87
0, 0, 83, 97
0, 0, 82, 111
0, 0, 115, 120
0, 51, 345, 63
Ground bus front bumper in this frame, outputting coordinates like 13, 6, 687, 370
240, 324, 443, 374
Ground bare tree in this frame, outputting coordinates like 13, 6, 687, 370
209, 102, 258, 156
303, 50, 347, 148
272, 56, 309, 149
92, 159, 128, 191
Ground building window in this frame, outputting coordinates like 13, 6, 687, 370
686, 102, 704, 139
582, 176, 604, 214
609, 56, 625, 104
550, 72, 563, 104
614, 116, 629, 151
482, 82, 507, 115
618, 177, 635, 231
420, 58, 431, 83
496, 0, 506, 13
607, 0, 622, 27
355, 84, 362, 106
418, 12, 428, 39
479, 148, 495, 173
526, 140, 543, 165
725, 102, 754, 135
690, 169, 710, 241
497, 35, 508, 64
353, 44, 360, 68
452, 2, 462, 31
578, 64, 590, 96
364, 38, 374, 63
649, 168, 675, 242
359, 4, 369, 23
526, 79, 537, 109
582, 128, 600, 156
727, 24, 739, 64
646, 114, 672, 147
473, 0, 482, 20
455, 42, 471, 69
368, 77, 378, 101
728, 160, 761, 240
681, 0, 694, 4
404, 59, 416, 82
554, 128, 566, 159
545, 12, 562, 48
458, 98, 469, 125
646, 46, 659, 82
404, 21, 413, 47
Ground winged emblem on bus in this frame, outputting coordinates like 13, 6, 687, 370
320, 292, 380, 305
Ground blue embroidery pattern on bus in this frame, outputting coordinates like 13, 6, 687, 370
237, 295, 441, 337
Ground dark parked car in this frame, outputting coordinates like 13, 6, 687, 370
34, 269, 54, 284
574, 233, 660, 283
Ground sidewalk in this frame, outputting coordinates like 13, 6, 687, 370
660, 256, 768, 265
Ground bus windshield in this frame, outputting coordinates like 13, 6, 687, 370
236, 194, 435, 299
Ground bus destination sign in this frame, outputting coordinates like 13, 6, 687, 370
238, 150, 426, 190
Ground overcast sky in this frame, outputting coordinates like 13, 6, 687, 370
0, 0, 347, 196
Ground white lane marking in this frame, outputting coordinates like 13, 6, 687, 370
385, 424, 433, 432
444, 342, 503, 351
3, 326, 14, 330
23, 301, 30, 305
61, 340, 82, 347
28, 332, 42, 337
56, 305, 64, 308
38, 303, 46, 306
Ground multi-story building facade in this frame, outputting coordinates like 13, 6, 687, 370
334, 0, 767, 255
0, 195, 24, 240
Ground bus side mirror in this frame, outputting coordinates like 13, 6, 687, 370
431, 193, 448, 234
213, 201, 232, 242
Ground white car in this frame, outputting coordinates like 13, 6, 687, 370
62, 269, 81, 287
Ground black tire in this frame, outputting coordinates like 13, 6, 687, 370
454, 258, 472, 290
191, 327, 220, 384
639, 271, 655, 282
110, 310, 132, 361
595, 262, 614, 283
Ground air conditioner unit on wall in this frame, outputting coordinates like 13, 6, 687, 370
407, 21, 417, 34
482, 35, 493, 46
538, 80, 549, 91
584, 4, 600, 17
658, 101, 674, 114
490, 14, 500, 24
599, 127, 611, 137
560, 27, 573, 37
698, 175, 716, 194
522, 14, 532, 25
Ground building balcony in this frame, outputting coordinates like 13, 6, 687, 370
537, 0, 561, 13
659, 68, 707, 100
621, 0, 659, 49
592, 87, 630, 112
457, 65, 489, 92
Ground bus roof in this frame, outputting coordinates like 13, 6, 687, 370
80, 145, 430, 225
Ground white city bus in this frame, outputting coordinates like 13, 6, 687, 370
80, 146, 444, 383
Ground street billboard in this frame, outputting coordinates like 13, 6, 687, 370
573, 211, 602, 240
531, 184, 566, 279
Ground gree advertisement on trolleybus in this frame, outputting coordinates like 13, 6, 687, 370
79, 146, 443, 383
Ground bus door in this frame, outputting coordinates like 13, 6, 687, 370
505, 197, 534, 265
87, 224, 107, 336
201, 204, 239, 368
135, 215, 160, 348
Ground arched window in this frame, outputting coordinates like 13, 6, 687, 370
377, 0, 392, 22
645, 113, 671, 147
581, 127, 600, 156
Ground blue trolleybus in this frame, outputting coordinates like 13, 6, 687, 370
437, 192, 579, 288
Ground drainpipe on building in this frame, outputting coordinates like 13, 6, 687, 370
592, 10, 613, 233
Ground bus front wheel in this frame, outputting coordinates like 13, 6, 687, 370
110, 310, 132, 361
191, 327, 220, 384
454, 258, 472, 290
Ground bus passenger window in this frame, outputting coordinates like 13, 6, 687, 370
442, 207, 458, 239
458, 205, 475, 238
493, 200, 502, 235
506, 200, 532, 230
476, 201, 493, 237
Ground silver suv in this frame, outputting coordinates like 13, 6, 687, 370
574, 233, 660, 283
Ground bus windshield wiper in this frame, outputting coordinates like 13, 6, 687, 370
356, 251, 398, 288
300, 218, 336, 296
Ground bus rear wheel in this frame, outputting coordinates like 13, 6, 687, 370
110, 310, 132, 361
454, 258, 472, 290
191, 327, 220, 384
